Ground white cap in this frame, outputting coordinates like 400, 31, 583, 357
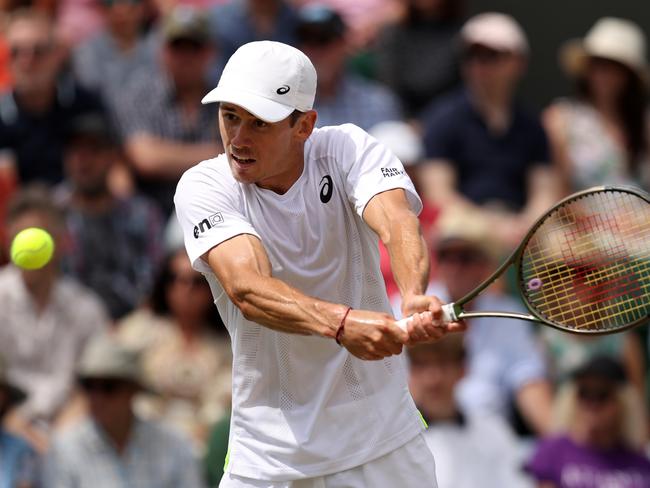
461, 12, 529, 55
202, 41, 317, 123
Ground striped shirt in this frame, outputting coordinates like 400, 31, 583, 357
44, 417, 205, 488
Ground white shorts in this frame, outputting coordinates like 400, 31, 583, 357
218, 433, 437, 488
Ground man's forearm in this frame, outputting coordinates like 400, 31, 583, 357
384, 211, 430, 300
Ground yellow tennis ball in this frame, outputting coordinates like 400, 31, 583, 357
10, 227, 55, 270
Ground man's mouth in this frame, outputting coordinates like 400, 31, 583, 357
231, 154, 256, 164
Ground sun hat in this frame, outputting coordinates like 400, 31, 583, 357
76, 333, 151, 391
434, 205, 504, 262
460, 12, 529, 55
0, 355, 26, 408
560, 17, 648, 83
201, 40, 317, 123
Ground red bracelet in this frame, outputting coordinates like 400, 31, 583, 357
335, 307, 352, 345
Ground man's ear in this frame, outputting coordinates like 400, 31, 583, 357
295, 110, 318, 141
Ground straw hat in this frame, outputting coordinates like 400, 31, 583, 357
76, 333, 152, 392
434, 205, 504, 262
0, 356, 26, 408
560, 17, 649, 83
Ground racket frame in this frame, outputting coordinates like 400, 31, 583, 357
442, 185, 650, 334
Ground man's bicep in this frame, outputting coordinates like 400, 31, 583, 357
204, 233, 272, 297
362, 188, 418, 243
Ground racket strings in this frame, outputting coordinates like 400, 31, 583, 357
520, 190, 650, 332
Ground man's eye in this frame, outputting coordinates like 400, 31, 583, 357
254, 120, 268, 128
223, 113, 237, 121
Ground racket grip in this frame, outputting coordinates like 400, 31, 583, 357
395, 303, 458, 331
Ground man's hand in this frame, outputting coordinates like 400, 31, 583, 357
338, 310, 409, 360
400, 295, 466, 345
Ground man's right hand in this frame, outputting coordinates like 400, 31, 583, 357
338, 310, 409, 360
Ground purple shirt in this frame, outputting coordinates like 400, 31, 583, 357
526, 436, 650, 488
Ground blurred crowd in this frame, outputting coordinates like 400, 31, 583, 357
0, 0, 649, 487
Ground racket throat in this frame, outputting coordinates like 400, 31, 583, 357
441, 303, 460, 323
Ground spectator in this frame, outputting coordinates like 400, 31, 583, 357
209, 0, 298, 61
116, 247, 231, 453
296, 4, 403, 130
0, 185, 109, 451
374, 0, 463, 118
525, 356, 650, 487
72, 0, 158, 118
56, 112, 165, 320
394, 205, 553, 436
419, 12, 558, 249
407, 333, 533, 488
0, 354, 39, 488
0, 9, 106, 186
43, 333, 206, 488
203, 410, 230, 488
544, 17, 650, 193
115, 6, 221, 216
540, 326, 646, 403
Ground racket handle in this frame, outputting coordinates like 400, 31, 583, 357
395, 303, 458, 331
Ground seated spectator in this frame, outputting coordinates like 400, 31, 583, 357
203, 409, 230, 488
43, 333, 206, 488
393, 205, 553, 436
544, 17, 650, 193
374, 0, 463, 118
408, 333, 533, 488
419, 12, 558, 248
55, 112, 165, 320
115, 6, 222, 216
117, 247, 231, 453
0, 9, 106, 186
540, 327, 646, 403
296, 4, 403, 130
72, 0, 158, 119
0, 355, 39, 488
0, 185, 109, 450
209, 0, 298, 61
526, 356, 650, 487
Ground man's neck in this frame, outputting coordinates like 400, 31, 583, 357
470, 88, 513, 135
15, 84, 57, 114
98, 413, 135, 454
72, 190, 114, 214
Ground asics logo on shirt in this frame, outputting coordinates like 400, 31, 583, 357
319, 175, 333, 203
276, 85, 290, 95
193, 212, 224, 238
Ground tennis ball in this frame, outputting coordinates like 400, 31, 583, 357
10, 227, 55, 270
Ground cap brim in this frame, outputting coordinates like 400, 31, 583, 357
201, 86, 294, 123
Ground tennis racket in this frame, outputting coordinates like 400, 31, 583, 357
397, 185, 650, 335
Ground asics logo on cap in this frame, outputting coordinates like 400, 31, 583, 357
276, 85, 290, 95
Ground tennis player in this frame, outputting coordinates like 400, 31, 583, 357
174, 40, 463, 488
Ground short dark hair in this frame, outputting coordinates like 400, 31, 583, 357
288, 110, 304, 127
6, 184, 64, 229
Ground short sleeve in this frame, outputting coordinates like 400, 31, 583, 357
326, 124, 422, 218
174, 158, 260, 273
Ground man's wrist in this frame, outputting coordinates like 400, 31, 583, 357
335, 306, 353, 345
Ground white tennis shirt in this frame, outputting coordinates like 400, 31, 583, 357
174, 124, 425, 480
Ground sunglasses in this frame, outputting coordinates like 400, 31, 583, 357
79, 378, 127, 395
10, 43, 52, 61
169, 272, 205, 287
463, 47, 511, 64
576, 385, 616, 405
437, 248, 488, 265
167, 38, 206, 52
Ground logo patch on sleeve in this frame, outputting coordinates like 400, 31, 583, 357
193, 212, 224, 238
381, 167, 405, 178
